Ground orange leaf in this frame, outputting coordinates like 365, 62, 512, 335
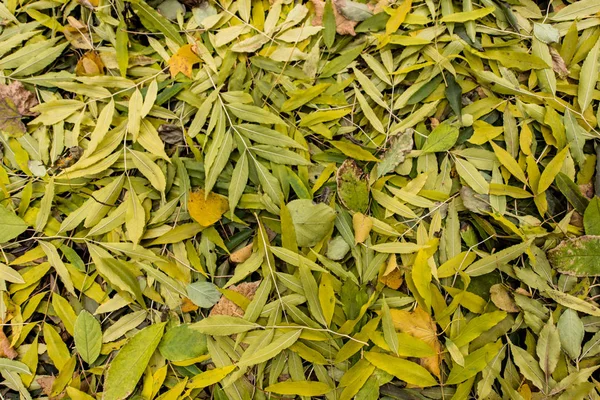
75, 52, 105, 76
169, 44, 201, 78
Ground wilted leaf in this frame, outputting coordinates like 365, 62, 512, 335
337, 159, 370, 212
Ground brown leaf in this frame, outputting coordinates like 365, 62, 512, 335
63, 18, 94, 49
490, 284, 519, 313
75, 52, 105, 76
158, 124, 184, 144
0, 329, 17, 359
0, 82, 38, 117
311, 0, 359, 36
550, 47, 569, 79
0, 81, 38, 137
37, 376, 55, 396
209, 281, 260, 317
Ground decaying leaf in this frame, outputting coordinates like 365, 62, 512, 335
209, 281, 260, 317
336, 159, 370, 212
311, 0, 374, 35
75, 51, 105, 76
548, 236, 600, 276
0, 82, 38, 137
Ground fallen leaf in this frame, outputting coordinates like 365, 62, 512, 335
188, 189, 229, 227
337, 159, 370, 213
0, 329, 17, 359
181, 297, 199, 312
379, 268, 403, 289
311, 0, 362, 36
391, 307, 442, 378
0, 82, 38, 137
490, 284, 519, 312
550, 47, 569, 79
75, 51, 105, 76
352, 212, 372, 244
63, 17, 94, 49
230, 243, 253, 263
169, 44, 201, 78
209, 281, 260, 317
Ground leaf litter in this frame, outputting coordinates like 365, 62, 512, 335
1, 0, 600, 399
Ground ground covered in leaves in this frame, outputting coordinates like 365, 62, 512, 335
2, 0, 600, 398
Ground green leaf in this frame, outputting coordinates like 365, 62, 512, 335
158, 324, 207, 361
548, 236, 600, 276
552, 0, 600, 21
557, 309, 584, 360
584, 197, 600, 235
510, 343, 545, 391
545, 288, 600, 317
287, 199, 336, 248
323, 0, 336, 48
104, 323, 166, 400
422, 123, 458, 153
74, 311, 102, 365
0, 359, 31, 375
465, 241, 530, 276
227, 103, 285, 125
537, 317, 560, 376
129, 0, 183, 45
187, 281, 222, 308
336, 159, 370, 212
447, 341, 503, 385
377, 130, 413, 177
381, 297, 399, 355
0, 203, 28, 243
451, 311, 507, 348
237, 329, 302, 367
556, 172, 589, 214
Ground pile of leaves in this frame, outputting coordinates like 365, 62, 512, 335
3, 0, 600, 398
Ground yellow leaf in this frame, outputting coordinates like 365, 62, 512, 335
490, 142, 528, 185
265, 381, 332, 396
230, 243, 253, 263
390, 307, 442, 378
168, 44, 201, 78
319, 273, 335, 327
187, 365, 236, 389
468, 120, 503, 145
352, 212, 373, 244
385, 0, 412, 35
537, 146, 569, 194
187, 189, 229, 227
